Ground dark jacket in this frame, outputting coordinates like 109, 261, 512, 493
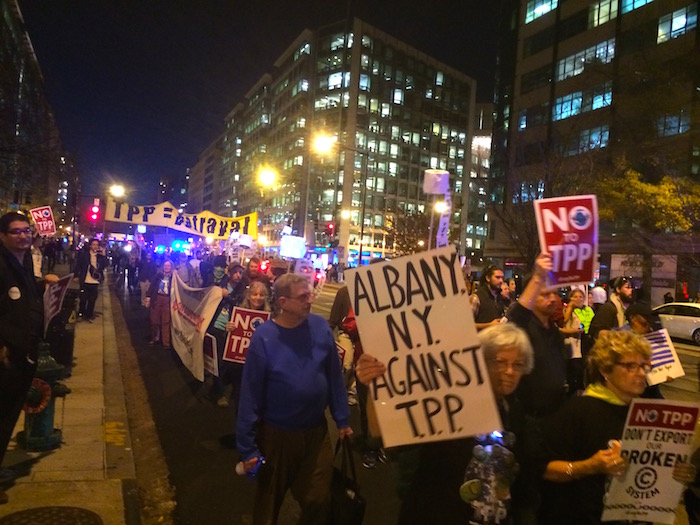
474, 285, 506, 324
74, 248, 108, 286
137, 258, 158, 283
0, 245, 43, 365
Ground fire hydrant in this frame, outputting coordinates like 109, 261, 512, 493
17, 340, 71, 451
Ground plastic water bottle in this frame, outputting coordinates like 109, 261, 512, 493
236, 456, 266, 479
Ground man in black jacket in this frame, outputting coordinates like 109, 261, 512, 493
588, 276, 634, 340
73, 239, 108, 322
470, 264, 507, 330
0, 212, 43, 504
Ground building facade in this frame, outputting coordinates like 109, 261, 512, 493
196, 18, 480, 264
487, 0, 699, 292
0, 0, 77, 221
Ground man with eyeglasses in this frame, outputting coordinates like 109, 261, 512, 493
0, 212, 43, 504
589, 276, 635, 340
237, 273, 352, 524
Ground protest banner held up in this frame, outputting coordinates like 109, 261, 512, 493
223, 307, 270, 364
602, 399, 699, 524
105, 197, 257, 240
533, 195, 598, 287
43, 273, 74, 337
170, 273, 223, 381
345, 245, 501, 448
30, 205, 56, 236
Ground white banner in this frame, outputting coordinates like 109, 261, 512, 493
170, 273, 223, 381
345, 245, 501, 448
435, 191, 452, 248
602, 399, 699, 524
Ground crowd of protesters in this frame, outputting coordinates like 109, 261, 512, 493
15, 229, 698, 523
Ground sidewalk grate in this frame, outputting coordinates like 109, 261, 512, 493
0, 506, 103, 524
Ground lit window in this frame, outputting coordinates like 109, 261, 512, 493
589, 0, 618, 27
426, 88, 433, 99
381, 103, 391, 117
328, 72, 350, 90
436, 71, 444, 86
393, 89, 404, 105
657, 4, 697, 43
554, 92, 582, 120
556, 39, 616, 81
657, 109, 691, 137
621, 0, 653, 13
359, 74, 371, 91
525, 0, 558, 23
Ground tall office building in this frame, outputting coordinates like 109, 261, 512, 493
487, 0, 699, 277
0, 0, 75, 217
199, 18, 478, 264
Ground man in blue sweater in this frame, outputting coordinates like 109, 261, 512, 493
237, 273, 352, 524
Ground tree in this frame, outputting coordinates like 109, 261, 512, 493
385, 213, 431, 256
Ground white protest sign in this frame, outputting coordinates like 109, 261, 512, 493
345, 245, 502, 448
43, 273, 74, 336
203, 333, 218, 376
644, 329, 685, 386
602, 399, 699, 524
170, 272, 223, 381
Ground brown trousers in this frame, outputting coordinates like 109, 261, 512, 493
253, 421, 333, 525
150, 294, 171, 346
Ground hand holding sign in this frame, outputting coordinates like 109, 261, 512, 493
533, 195, 598, 288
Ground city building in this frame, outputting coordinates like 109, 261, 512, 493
487, 0, 699, 295
193, 18, 480, 265
0, 0, 76, 219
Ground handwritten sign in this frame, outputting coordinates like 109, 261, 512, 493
603, 399, 698, 524
105, 197, 257, 240
644, 329, 685, 386
346, 246, 501, 448
29, 206, 56, 236
533, 195, 598, 287
223, 307, 270, 364
43, 274, 74, 336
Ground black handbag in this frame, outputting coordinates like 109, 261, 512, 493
331, 436, 365, 525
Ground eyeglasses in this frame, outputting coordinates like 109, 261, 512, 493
286, 292, 314, 302
489, 358, 527, 373
615, 361, 653, 374
7, 228, 32, 236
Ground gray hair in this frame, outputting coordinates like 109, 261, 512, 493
478, 323, 534, 374
273, 273, 310, 306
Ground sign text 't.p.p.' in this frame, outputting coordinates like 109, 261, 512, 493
533, 195, 598, 288
345, 246, 502, 449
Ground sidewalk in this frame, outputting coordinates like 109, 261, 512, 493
0, 263, 139, 524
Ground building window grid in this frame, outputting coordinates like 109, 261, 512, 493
657, 109, 691, 137
526, 0, 559, 23
553, 82, 612, 121
589, 0, 618, 27
556, 39, 616, 81
657, 4, 698, 43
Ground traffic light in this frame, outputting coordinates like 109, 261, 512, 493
89, 198, 100, 223
327, 223, 335, 233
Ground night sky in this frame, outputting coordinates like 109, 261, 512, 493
18, 1, 502, 202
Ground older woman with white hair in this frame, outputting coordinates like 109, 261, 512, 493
357, 322, 536, 525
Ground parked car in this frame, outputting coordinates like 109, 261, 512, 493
652, 302, 700, 345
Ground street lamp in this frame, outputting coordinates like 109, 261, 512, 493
109, 184, 125, 199
258, 167, 277, 188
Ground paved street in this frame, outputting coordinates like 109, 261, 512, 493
112, 277, 400, 525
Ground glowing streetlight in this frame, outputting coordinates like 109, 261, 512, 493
417, 240, 425, 247
314, 134, 337, 154
434, 201, 449, 214
109, 184, 126, 198
258, 234, 268, 245
340, 209, 351, 220
258, 167, 277, 187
